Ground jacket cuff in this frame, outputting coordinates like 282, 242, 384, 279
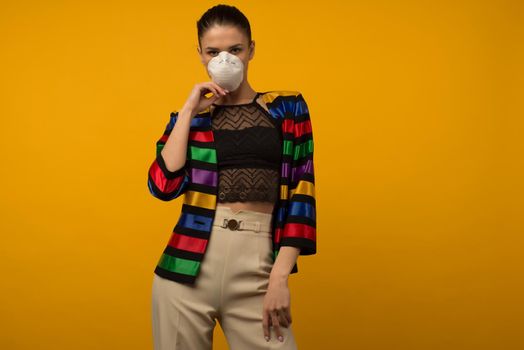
156, 152, 187, 179
279, 237, 316, 255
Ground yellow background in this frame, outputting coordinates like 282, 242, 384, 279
1, 0, 523, 349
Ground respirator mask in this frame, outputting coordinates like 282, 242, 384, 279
206, 51, 244, 92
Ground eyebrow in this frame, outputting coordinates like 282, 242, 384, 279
205, 44, 243, 50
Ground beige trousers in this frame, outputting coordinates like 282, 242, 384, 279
151, 206, 298, 349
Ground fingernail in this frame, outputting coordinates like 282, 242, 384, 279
278, 336, 283, 342
265, 336, 269, 342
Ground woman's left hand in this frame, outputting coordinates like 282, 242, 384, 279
262, 276, 292, 342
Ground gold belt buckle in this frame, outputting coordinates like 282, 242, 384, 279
223, 218, 241, 230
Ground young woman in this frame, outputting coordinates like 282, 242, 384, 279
149, 4, 317, 350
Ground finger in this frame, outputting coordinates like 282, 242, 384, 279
211, 92, 222, 102
210, 81, 228, 95
281, 307, 292, 326
200, 83, 223, 98
197, 83, 213, 95
278, 309, 290, 328
206, 86, 220, 97
262, 310, 270, 341
271, 312, 284, 342
207, 81, 228, 95
199, 86, 216, 99
202, 82, 221, 96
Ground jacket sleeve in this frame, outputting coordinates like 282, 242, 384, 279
280, 93, 317, 255
147, 111, 191, 201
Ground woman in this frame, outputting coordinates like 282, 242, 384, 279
149, 4, 317, 350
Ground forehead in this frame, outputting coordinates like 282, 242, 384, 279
201, 24, 247, 48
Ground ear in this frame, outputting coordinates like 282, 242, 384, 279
196, 45, 206, 66
249, 40, 255, 60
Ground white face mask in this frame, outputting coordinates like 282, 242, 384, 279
206, 51, 244, 92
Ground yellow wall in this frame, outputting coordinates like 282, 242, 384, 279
1, 1, 522, 349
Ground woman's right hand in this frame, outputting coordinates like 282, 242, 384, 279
181, 82, 229, 117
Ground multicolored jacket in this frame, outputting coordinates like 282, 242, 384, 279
147, 90, 316, 284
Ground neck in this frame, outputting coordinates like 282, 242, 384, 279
218, 82, 257, 104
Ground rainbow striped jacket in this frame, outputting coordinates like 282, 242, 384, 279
147, 90, 316, 284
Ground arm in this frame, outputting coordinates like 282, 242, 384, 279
147, 107, 193, 201
269, 92, 317, 280
263, 93, 317, 342
279, 93, 317, 255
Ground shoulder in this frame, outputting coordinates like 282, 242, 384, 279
259, 90, 301, 101
258, 90, 304, 116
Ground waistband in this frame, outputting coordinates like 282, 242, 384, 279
213, 206, 273, 233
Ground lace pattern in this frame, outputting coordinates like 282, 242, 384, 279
211, 98, 281, 203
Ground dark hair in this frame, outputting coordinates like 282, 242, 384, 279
196, 4, 252, 49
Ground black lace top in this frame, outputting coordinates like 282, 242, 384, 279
211, 92, 282, 203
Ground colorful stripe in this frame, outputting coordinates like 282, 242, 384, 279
157, 253, 200, 277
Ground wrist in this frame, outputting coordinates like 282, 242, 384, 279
179, 105, 195, 119
269, 269, 289, 283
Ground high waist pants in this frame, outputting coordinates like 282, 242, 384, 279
151, 206, 298, 349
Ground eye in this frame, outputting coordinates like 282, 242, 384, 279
231, 48, 241, 53
208, 51, 218, 56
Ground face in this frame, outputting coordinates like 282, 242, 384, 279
197, 24, 255, 79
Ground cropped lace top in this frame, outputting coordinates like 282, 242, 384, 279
211, 92, 282, 203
